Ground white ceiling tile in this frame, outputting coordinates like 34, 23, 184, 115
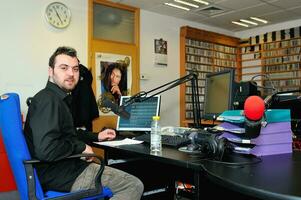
216, 0, 263, 10
147, 4, 193, 18
262, 10, 301, 24
268, 0, 301, 8
107, 0, 301, 32
287, 6, 301, 14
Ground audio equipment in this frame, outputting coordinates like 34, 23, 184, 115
179, 130, 232, 160
233, 81, 259, 110
99, 96, 130, 119
244, 95, 265, 139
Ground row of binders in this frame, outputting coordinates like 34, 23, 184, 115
218, 109, 292, 156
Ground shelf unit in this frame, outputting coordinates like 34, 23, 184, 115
240, 37, 301, 96
180, 26, 240, 126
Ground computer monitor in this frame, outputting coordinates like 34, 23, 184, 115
203, 69, 235, 120
116, 95, 161, 132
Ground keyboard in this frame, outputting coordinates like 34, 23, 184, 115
133, 134, 191, 148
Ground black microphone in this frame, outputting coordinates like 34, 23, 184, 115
101, 96, 130, 119
244, 96, 265, 139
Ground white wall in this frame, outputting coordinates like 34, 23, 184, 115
0, 0, 87, 115
0, 0, 233, 126
139, 10, 233, 126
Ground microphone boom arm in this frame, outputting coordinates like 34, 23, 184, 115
124, 73, 202, 128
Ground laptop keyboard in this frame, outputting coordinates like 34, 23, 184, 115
133, 134, 191, 148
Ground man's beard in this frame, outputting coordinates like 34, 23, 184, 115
49, 76, 77, 92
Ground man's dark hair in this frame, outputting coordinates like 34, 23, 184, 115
49, 46, 78, 68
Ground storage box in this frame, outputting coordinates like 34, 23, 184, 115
217, 109, 293, 156
220, 122, 292, 145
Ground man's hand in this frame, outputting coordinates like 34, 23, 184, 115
98, 128, 116, 141
82, 144, 94, 162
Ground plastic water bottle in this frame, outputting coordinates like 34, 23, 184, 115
150, 116, 162, 152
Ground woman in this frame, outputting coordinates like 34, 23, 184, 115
102, 63, 127, 103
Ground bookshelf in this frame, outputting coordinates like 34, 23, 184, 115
180, 26, 240, 126
240, 37, 301, 96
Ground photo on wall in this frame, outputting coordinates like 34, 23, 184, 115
95, 52, 132, 116
154, 38, 168, 67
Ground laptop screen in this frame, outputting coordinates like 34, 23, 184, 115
116, 95, 161, 131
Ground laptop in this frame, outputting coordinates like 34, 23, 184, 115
116, 95, 161, 132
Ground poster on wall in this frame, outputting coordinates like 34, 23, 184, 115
154, 38, 167, 67
95, 52, 132, 116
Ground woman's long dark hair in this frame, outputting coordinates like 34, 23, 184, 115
103, 63, 127, 97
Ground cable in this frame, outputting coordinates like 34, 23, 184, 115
188, 152, 262, 166
201, 154, 262, 166
250, 74, 277, 92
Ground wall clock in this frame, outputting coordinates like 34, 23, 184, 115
45, 2, 71, 29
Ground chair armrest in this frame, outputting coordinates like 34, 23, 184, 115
23, 153, 105, 199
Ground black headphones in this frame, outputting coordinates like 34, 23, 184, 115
188, 130, 232, 160
202, 134, 230, 160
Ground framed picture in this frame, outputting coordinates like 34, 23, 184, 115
154, 38, 168, 66
95, 52, 132, 115
155, 38, 167, 54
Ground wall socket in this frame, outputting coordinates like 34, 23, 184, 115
140, 74, 149, 80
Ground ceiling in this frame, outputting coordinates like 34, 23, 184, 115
109, 0, 301, 32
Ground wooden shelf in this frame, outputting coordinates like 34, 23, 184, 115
240, 35, 301, 96
180, 26, 240, 127
182, 119, 221, 127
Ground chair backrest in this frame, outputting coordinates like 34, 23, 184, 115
0, 93, 44, 200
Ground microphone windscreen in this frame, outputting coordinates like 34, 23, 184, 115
244, 96, 265, 121
101, 96, 119, 113
99, 96, 131, 119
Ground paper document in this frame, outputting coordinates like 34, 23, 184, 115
94, 138, 143, 147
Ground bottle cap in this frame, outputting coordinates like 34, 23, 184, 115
152, 116, 160, 120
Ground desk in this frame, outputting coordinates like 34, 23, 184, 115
202, 152, 301, 200
95, 142, 205, 200
94, 141, 301, 200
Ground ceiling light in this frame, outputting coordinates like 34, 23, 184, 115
174, 0, 199, 8
232, 21, 249, 27
164, 3, 190, 11
240, 19, 258, 25
250, 17, 268, 24
192, 0, 209, 5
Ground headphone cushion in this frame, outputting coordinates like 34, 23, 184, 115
213, 136, 227, 160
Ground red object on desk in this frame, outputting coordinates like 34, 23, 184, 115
0, 130, 17, 191
244, 95, 265, 121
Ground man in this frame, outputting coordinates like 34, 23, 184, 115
24, 46, 143, 200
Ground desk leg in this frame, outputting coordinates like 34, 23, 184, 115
193, 172, 200, 200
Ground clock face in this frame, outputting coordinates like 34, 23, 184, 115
45, 2, 71, 29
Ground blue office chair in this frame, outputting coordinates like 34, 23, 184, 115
0, 93, 113, 200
